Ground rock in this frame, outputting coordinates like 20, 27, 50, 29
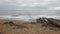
36, 17, 48, 23
47, 18, 60, 28
36, 17, 60, 28
8, 21, 17, 26
4, 22, 8, 24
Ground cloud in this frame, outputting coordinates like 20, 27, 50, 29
0, 0, 60, 10
48, 7, 60, 10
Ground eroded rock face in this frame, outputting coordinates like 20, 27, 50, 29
47, 18, 60, 28
36, 17, 60, 28
36, 17, 48, 23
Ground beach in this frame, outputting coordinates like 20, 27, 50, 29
0, 19, 60, 34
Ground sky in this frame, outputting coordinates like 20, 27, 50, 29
0, 0, 60, 15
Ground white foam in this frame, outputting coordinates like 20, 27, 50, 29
0, 15, 60, 21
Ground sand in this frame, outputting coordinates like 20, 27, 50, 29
0, 19, 60, 34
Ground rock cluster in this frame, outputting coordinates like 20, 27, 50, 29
36, 17, 60, 28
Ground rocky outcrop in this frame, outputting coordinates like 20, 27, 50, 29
36, 17, 60, 28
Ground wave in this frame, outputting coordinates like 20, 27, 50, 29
0, 15, 60, 21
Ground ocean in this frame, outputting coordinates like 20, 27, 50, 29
0, 15, 60, 22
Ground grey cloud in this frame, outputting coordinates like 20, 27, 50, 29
0, 0, 60, 15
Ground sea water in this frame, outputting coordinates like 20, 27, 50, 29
0, 15, 60, 22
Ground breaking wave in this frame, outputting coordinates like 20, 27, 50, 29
0, 15, 60, 21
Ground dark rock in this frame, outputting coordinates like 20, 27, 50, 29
36, 18, 42, 23
47, 18, 60, 28
4, 21, 15, 26
7, 21, 18, 26
4, 22, 8, 24
8, 21, 27, 29
36, 17, 48, 23
36, 17, 60, 28
9, 21, 14, 24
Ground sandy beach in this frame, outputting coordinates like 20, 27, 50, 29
0, 19, 60, 34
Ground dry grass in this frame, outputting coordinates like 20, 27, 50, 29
0, 19, 60, 34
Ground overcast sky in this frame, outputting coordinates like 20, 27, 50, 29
0, 0, 60, 15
